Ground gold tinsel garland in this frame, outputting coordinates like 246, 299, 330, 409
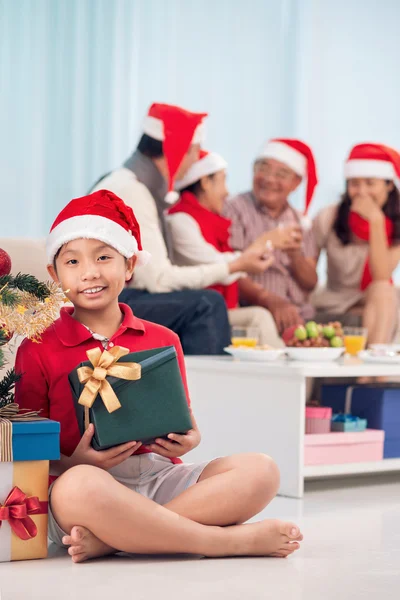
0, 282, 68, 341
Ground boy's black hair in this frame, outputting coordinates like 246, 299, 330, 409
137, 134, 163, 159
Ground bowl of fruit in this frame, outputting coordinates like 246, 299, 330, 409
283, 321, 345, 362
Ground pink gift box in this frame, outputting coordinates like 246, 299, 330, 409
305, 406, 332, 434
304, 430, 385, 466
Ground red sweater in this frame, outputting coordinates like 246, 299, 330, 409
169, 191, 239, 309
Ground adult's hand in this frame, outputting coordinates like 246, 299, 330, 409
229, 249, 274, 275
351, 196, 383, 223
267, 225, 303, 252
268, 301, 304, 333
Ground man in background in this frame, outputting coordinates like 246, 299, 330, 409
225, 138, 319, 334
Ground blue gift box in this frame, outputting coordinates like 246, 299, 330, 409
331, 414, 368, 432
322, 385, 400, 458
10, 420, 60, 462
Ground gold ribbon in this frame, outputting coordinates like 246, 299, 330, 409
0, 404, 42, 462
77, 346, 141, 429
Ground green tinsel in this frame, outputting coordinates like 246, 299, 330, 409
0, 286, 19, 307
0, 368, 21, 408
12, 273, 50, 300
0, 273, 50, 301
0, 329, 9, 346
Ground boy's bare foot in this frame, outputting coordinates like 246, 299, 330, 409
62, 521, 302, 562
62, 526, 117, 563
228, 519, 303, 558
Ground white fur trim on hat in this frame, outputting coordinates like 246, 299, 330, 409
46, 215, 151, 267
142, 116, 205, 144
175, 152, 228, 191
258, 141, 306, 177
344, 159, 396, 180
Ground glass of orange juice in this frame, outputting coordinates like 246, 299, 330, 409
343, 327, 368, 356
231, 327, 259, 348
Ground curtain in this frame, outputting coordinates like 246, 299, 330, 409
0, 0, 296, 236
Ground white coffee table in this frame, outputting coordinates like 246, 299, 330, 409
184, 356, 400, 498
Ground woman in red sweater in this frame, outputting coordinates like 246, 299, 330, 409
168, 151, 284, 348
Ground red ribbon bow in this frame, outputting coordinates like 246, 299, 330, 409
0, 486, 47, 541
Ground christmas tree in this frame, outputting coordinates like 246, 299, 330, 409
0, 248, 66, 409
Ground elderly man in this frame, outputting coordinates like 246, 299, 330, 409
225, 138, 319, 334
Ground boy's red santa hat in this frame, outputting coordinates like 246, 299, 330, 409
142, 103, 208, 203
344, 143, 400, 180
257, 138, 318, 215
46, 190, 151, 266
174, 150, 228, 191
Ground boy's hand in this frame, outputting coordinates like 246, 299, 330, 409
70, 424, 142, 470
146, 428, 201, 459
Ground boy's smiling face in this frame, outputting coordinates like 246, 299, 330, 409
47, 238, 136, 311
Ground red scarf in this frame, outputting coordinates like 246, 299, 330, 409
348, 211, 394, 290
169, 191, 239, 309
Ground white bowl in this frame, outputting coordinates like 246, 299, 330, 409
224, 347, 285, 362
286, 347, 344, 362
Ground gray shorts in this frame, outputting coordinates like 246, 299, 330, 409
48, 453, 210, 547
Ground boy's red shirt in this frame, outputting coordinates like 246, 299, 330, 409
15, 303, 190, 465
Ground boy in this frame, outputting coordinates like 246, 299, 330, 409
15, 189, 302, 562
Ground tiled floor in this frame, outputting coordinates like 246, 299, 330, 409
1, 475, 400, 599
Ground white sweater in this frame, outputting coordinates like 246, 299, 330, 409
167, 212, 242, 285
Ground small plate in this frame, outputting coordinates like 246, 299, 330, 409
224, 347, 285, 362
286, 347, 344, 362
359, 350, 400, 364
369, 344, 400, 353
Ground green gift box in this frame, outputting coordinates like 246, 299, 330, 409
68, 345, 192, 450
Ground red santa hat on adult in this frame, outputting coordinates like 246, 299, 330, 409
46, 189, 151, 266
142, 103, 208, 203
257, 138, 318, 215
344, 143, 400, 180
174, 150, 228, 191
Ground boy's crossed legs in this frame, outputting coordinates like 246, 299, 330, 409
57, 453, 302, 563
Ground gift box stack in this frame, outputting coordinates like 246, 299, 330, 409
0, 406, 60, 562
322, 384, 400, 458
304, 399, 384, 466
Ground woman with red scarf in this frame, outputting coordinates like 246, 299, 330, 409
313, 143, 400, 344
167, 151, 284, 347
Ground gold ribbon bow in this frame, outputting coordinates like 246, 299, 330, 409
77, 346, 141, 422
0, 404, 42, 462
